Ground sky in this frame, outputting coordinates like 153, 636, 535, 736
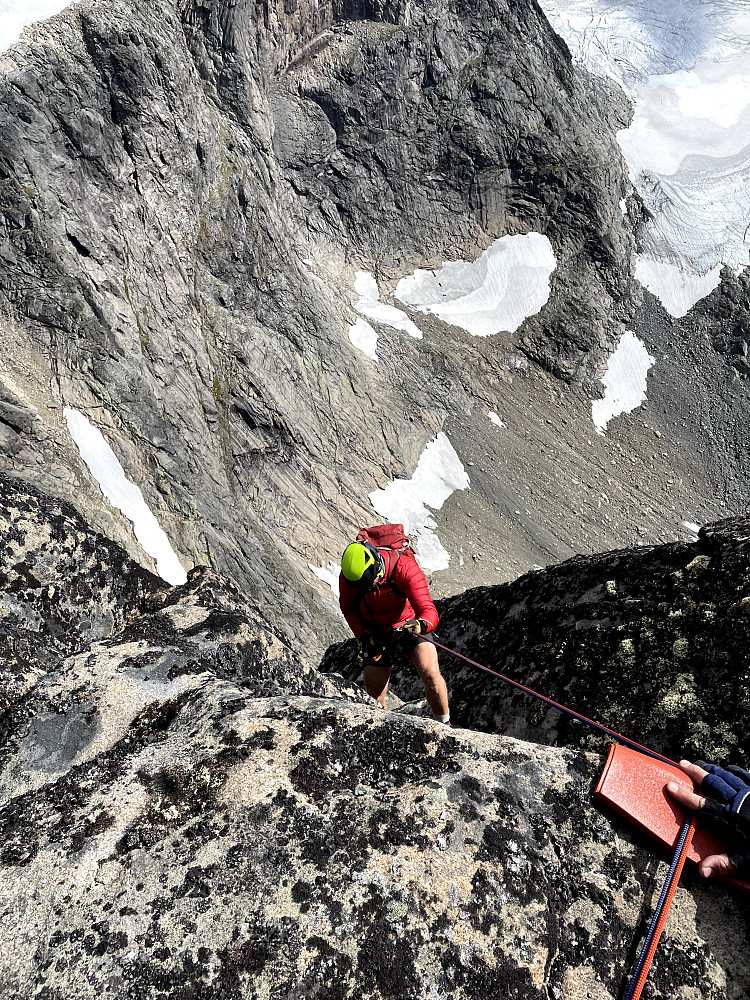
0, 0, 75, 52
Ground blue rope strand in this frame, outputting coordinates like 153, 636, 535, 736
622, 818, 693, 1000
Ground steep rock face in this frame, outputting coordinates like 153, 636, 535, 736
0, 476, 366, 805
1, 465, 749, 999
271, 0, 636, 374
324, 517, 750, 762
681, 267, 750, 379
0, 0, 642, 653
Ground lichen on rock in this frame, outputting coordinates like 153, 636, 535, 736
1, 483, 749, 998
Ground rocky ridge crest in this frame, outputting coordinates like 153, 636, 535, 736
1, 479, 749, 999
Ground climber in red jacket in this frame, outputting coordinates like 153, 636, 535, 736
338, 527, 450, 724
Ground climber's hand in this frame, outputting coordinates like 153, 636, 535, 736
666, 759, 750, 878
397, 619, 423, 635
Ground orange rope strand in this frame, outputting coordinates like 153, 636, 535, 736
628, 816, 697, 1000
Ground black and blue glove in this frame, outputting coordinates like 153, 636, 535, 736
695, 761, 750, 873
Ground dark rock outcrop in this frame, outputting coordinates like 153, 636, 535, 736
681, 267, 750, 379
0, 475, 367, 804
0, 473, 162, 751
8, 693, 750, 1000
2, 454, 749, 1000
324, 517, 750, 763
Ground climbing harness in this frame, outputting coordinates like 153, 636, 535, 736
421, 636, 734, 998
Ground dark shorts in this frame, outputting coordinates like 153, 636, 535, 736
367, 631, 430, 670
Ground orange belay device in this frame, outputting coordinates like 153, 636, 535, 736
595, 743, 750, 895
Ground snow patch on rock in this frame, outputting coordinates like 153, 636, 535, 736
635, 258, 723, 318
309, 562, 341, 598
64, 407, 187, 585
354, 271, 422, 339
591, 331, 655, 435
538, 0, 750, 315
488, 411, 507, 428
368, 432, 470, 572
394, 234, 556, 337
348, 318, 379, 361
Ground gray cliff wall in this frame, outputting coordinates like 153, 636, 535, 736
0, 0, 640, 654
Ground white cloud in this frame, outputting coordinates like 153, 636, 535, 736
64, 407, 187, 585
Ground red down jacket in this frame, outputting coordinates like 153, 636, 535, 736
338, 549, 439, 639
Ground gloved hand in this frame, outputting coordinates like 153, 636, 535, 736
666, 760, 750, 876
360, 633, 385, 662
397, 618, 426, 635
694, 761, 750, 872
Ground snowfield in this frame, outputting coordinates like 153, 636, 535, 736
394, 234, 556, 337
309, 561, 341, 598
348, 317, 379, 361
539, 0, 750, 316
368, 432, 470, 572
353, 271, 422, 342
634, 258, 723, 320
591, 331, 655, 435
64, 407, 187, 585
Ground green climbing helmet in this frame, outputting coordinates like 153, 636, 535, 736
341, 541, 384, 590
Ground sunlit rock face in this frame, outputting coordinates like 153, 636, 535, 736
324, 516, 750, 764
0, 0, 648, 655
2, 486, 748, 1000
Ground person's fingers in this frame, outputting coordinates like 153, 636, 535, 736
698, 852, 736, 879
677, 759, 709, 787
666, 781, 706, 812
